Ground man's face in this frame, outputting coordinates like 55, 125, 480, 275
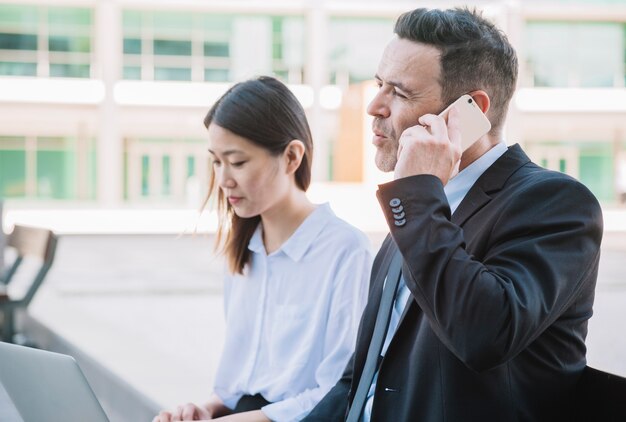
367, 37, 444, 172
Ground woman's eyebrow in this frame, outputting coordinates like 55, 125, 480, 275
207, 149, 244, 156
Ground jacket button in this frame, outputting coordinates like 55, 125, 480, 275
391, 205, 403, 213
393, 211, 405, 220
389, 198, 401, 207
394, 218, 406, 227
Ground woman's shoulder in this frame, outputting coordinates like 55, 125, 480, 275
316, 206, 370, 250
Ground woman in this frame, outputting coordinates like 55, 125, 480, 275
154, 76, 372, 422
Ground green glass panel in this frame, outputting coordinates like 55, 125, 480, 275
162, 155, 171, 195
204, 68, 229, 82
123, 38, 141, 54
155, 67, 191, 81
123, 66, 141, 80
272, 17, 283, 60
0, 150, 26, 197
0, 5, 39, 32
526, 21, 622, 88
0, 33, 37, 50
200, 14, 232, 32
123, 10, 142, 32
579, 147, 614, 201
50, 63, 90, 78
559, 159, 567, 173
204, 42, 229, 57
152, 11, 193, 33
49, 35, 91, 52
272, 69, 288, 82
187, 156, 195, 178
0, 62, 37, 76
141, 155, 149, 196
47, 7, 91, 27
36, 150, 76, 199
329, 17, 394, 83
153, 39, 191, 56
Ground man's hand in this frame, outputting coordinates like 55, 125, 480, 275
394, 105, 462, 184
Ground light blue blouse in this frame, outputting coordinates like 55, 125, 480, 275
213, 203, 373, 422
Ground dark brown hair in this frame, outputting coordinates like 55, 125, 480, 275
394, 7, 518, 133
203, 76, 313, 274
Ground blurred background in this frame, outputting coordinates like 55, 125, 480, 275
1, 0, 626, 215
1, 0, 626, 421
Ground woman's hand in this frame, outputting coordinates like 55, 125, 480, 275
152, 402, 212, 421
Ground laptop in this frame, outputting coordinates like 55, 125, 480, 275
0, 341, 110, 422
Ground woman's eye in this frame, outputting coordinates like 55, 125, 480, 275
231, 161, 246, 168
212, 160, 221, 167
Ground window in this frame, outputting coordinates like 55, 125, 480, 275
125, 138, 205, 202
270, 16, 305, 83
329, 18, 394, 86
122, 10, 197, 82
525, 21, 624, 87
121, 11, 305, 84
0, 136, 27, 197
0, 135, 95, 200
0, 4, 93, 78
0, 33, 37, 50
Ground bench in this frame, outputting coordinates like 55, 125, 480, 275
0, 224, 57, 343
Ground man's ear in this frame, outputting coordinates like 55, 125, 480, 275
469, 90, 490, 114
284, 140, 306, 175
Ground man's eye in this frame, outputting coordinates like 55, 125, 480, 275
394, 90, 407, 99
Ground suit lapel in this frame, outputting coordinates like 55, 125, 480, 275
453, 144, 531, 226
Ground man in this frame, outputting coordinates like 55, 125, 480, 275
304, 7, 602, 422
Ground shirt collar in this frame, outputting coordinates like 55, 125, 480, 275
445, 142, 508, 214
248, 203, 334, 261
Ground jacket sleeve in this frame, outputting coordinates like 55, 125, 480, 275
377, 173, 603, 372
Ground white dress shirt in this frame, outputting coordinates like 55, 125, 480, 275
362, 142, 508, 421
213, 203, 373, 422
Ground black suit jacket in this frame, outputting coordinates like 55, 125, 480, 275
304, 144, 603, 422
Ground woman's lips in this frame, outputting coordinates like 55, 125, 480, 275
228, 196, 242, 205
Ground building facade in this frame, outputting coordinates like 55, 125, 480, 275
1, 0, 625, 206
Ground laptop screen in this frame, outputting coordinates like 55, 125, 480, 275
0, 342, 110, 422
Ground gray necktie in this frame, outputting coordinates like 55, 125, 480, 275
346, 251, 403, 422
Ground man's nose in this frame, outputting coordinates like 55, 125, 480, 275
366, 90, 390, 118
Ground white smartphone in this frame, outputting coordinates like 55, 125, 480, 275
438, 94, 491, 151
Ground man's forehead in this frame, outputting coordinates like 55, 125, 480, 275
377, 37, 441, 87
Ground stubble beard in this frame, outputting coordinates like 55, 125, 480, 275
374, 133, 399, 172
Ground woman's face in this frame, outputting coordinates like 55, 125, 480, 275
208, 123, 292, 219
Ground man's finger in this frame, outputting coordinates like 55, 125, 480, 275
418, 113, 448, 138
446, 105, 462, 150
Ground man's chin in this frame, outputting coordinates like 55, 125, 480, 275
375, 153, 397, 173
